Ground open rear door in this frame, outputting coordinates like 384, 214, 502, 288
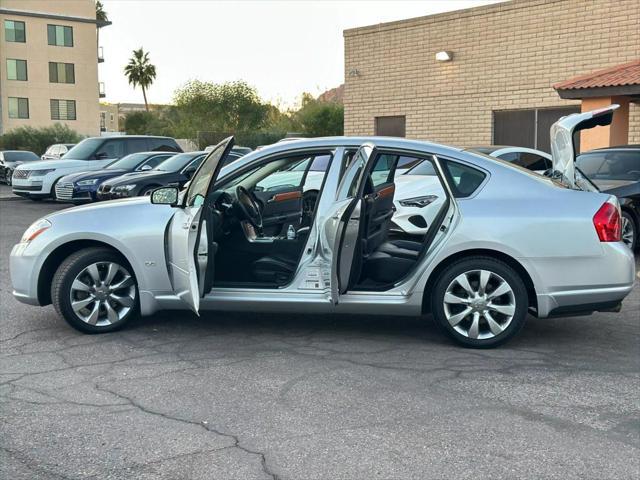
550, 104, 619, 190
322, 143, 377, 304
166, 137, 235, 313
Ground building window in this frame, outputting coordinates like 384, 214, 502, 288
50, 99, 76, 120
375, 116, 406, 137
493, 106, 580, 153
49, 62, 75, 83
4, 20, 26, 42
6, 59, 28, 81
8, 97, 29, 119
47, 24, 73, 47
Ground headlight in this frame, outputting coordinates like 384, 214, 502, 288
399, 195, 439, 208
20, 219, 51, 243
29, 169, 56, 177
114, 184, 136, 192
77, 179, 98, 186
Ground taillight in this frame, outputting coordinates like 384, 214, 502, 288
593, 202, 621, 242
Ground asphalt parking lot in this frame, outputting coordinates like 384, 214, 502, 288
1, 184, 638, 480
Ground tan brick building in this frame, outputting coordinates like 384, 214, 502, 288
343, 0, 640, 151
0, 0, 110, 136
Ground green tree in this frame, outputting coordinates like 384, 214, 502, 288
172, 80, 270, 135
295, 93, 343, 137
123, 111, 172, 135
0, 124, 83, 156
95, 1, 108, 21
124, 48, 156, 112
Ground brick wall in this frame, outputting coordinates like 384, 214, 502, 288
343, 0, 640, 146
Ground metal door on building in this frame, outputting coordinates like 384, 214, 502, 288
493, 106, 580, 153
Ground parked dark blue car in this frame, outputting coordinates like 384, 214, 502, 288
54, 151, 175, 203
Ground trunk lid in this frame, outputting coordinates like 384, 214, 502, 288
550, 104, 619, 190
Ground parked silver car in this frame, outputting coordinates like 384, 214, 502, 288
10, 106, 635, 348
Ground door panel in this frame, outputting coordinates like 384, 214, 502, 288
253, 186, 303, 235
325, 143, 376, 303
166, 137, 234, 312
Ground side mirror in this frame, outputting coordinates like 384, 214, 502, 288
139, 164, 153, 171
94, 152, 109, 160
150, 186, 179, 206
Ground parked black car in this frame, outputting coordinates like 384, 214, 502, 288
54, 151, 176, 203
97, 151, 208, 200
577, 145, 640, 250
0, 150, 40, 185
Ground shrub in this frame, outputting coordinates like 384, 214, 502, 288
0, 124, 84, 156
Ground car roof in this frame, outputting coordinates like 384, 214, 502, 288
586, 145, 640, 152
2, 150, 37, 154
86, 135, 177, 140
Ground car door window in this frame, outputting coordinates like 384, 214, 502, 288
142, 154, 171, 170
441, 160, 486, 197
126, 138, 149, 154
496, 152, 519, 163
396, 155, 422, 170
370, 154, 395, 187
94, 140, 125, 160
337, 146, 372, 200
518, 153, 550, 171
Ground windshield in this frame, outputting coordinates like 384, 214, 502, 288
63, 138, 104, 160
154, 153, 199, 172
4, 151, 39, 162
106, 153, 150, 170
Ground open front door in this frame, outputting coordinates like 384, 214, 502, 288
167, 137, 235, 313
322, 143, 377, 304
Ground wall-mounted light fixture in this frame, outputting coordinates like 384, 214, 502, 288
435, 51, 453, 62
348, 68, 360, 77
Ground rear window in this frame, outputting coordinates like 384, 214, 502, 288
577, 150, 640, 181
148, 137, 182, 152
3, 151, 39, 161
441, 160, 486, 198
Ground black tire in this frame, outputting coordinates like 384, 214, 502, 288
52, 247, 139, 334
621, 210, 637, 251
431, 256, 528, 348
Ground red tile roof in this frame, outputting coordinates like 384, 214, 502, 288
554, 59, 640, 91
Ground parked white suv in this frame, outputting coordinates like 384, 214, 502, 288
12, 136, 182, 200
41, 143, 76, 161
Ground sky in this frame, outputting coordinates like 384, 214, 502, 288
99, 0, 501, 108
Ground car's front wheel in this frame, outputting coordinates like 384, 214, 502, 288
431, 256, 528, 348
52, 248, 139, 333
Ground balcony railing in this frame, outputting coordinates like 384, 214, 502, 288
98, 46, 104, 63
99, 82, 106, 98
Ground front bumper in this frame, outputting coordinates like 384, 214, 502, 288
54, 181, 95, 203
10, 242, 42, 306
12, 174, 54, 198
96, 185, 136, 200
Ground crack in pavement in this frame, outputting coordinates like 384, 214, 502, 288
94, 384, 281, 480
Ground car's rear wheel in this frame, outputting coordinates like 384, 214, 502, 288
52, 248, 139, 333
431, 256, 528, 348
621, 211, 637, 251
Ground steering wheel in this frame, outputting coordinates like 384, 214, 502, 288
236, 186, 263, 230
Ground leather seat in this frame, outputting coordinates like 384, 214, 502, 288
252, 254, 298, 284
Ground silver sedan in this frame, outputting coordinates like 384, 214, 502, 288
10, 106, 635, 348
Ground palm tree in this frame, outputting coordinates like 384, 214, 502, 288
124, 48, 156, 111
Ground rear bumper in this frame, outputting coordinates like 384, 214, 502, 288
532, 242, 636, 318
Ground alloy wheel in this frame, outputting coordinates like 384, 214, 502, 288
69, 262, 136, 326
621, 216, 635, 249
443, 269, 516, 340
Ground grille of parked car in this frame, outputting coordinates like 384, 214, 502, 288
12, 170, 29, 179
55, 182, 74, 201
